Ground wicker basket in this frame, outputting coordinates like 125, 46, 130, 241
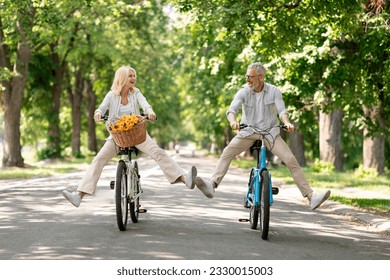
110, 116, 147, 148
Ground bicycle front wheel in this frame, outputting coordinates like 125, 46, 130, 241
248, 169, 258, 229
260, 170, 270, 240
129, 161, 140, 223
116, 161, 128, 231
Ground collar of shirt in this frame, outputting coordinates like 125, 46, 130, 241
247, 83, 268, 95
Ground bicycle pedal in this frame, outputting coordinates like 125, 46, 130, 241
243, 198, 250, 208
272, 187, 279, 195
138, 209, 147, 213
239, 219, 249, 222
110, 181, 115, 190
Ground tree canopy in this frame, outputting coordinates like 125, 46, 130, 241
1, 0, 389, 173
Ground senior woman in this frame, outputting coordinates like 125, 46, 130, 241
63, 66, 196, 207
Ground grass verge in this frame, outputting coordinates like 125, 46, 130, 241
232, 158, 390, 217
0, 157, 92, 180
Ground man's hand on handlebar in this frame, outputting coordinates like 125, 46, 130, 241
230, 121, 240, 130
283, 122, 295, 132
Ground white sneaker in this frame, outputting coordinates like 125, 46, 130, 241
62, 190, 81, 207
195, 177, 215, 199
310, 190, 331, 210
184, 166, 197, 189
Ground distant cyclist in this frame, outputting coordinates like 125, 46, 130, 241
195, 62, 330, 210
63, 66, 197, 207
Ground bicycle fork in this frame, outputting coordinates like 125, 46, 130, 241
246, 169, 273, 207
109, 157, 143, 201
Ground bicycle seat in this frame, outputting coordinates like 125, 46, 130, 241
117, 147, 139, 156
250, 140, 262, 153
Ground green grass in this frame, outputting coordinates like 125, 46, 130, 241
331, 196, 390, 215
0, 157, 92, 180
233, 158, 390, 216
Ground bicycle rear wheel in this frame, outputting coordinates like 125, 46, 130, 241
129, 162, 140, 223
259, 170, 270, 240
248, 169, 258, 229
116, 161, 128, 231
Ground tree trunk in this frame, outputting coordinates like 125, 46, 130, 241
289, 129, 306, 166
319, 109, 344, 171
46, 47, 65, 159
85, 78, 97, 153
0, 7, 34, 167
362, 103, 386, 175
363, 129, 385, 175
68, 68, 83, 157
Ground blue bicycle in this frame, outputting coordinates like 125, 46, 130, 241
241, 124, 286, 240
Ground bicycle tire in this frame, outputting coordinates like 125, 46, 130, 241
116, 160, 128, 231
248, 169, 258, 229
129, 161, 140, 223
259, 170, 270, 240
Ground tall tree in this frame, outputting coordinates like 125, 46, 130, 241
171, 0, 389, 174
359, 0, 389, 175
0, 0, 35, 167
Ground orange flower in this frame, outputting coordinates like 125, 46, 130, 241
109, 114, 139, 132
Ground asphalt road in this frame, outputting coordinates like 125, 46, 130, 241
0, 150, 390, 260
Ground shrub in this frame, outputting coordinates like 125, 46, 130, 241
354, 165, 378, 179
313, 159, 335, 174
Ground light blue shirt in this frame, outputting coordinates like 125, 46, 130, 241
226, 83, 288, 141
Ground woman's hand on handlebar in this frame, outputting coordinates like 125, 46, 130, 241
147, 112, 157, 121
94, 113, 102, 122
145, 108, 157, 121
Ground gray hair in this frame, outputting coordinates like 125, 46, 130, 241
248, 62, 266, 76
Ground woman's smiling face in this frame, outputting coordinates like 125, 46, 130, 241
127, 69, 137, 90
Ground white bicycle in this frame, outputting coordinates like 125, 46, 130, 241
110, 145, 145, 231
101, 115, 147, 231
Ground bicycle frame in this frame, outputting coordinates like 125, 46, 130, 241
118, 148, 142, 205
247, 140, 274, 208
114, 146, 144, 231
100, 114, 149, 231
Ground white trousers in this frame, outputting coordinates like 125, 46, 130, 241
77, 134, 185, 195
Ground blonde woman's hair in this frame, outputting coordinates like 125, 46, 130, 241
111, 66, 137, 95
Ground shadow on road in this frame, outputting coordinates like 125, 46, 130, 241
1, 153, 389, 260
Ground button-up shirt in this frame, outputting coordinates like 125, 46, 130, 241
226, 83, 288, 142
95, 88, 153, 138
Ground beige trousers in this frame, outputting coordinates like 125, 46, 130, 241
77, 134, 185, 195
210, 134, 312, 198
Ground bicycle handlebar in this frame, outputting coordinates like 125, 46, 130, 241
97, 114, 157, 122
239, 124, 287, 133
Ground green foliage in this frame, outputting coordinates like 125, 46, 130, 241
37, 146, 63, 161
2, 0, 389, 171
313, 159, 336, 174
354, 165, 379, 179
170, 0, 390, 170
7, 0, 185, 158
